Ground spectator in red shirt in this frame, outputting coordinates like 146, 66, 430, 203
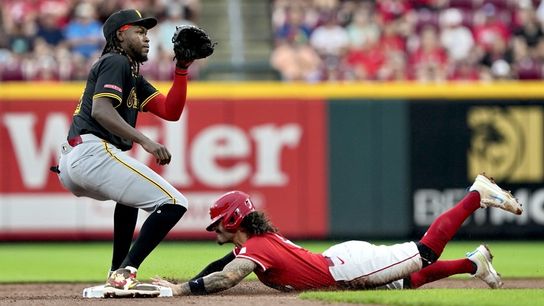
449, 59, 480, 81
376, 0, 412, 23
380, 20, 406, 52
153, 177, 522, 294
472, 4, 511, 53
2, 0, 38, 34
409, 25, 448, 81
38, 0, 71, 27
345, 37, 385, 80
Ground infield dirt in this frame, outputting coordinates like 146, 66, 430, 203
0, 279, 541, 306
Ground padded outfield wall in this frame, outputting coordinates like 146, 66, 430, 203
1, 82, 543, 240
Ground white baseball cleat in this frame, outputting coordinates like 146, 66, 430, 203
466, 245, 503, 289
103, 266, 160, 298
469, 173, 523, 215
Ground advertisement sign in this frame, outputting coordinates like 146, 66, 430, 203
410, 101, 544, 238
0, 97, 328, 240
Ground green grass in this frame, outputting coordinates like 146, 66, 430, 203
300, 289, 544, 306
0, 241, 231, 282
0, 240, 542, 283
1, 240, 542, 305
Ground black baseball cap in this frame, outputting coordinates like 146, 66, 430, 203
103, 9, 157, 39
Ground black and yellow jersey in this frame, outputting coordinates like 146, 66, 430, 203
68, 53, 159, 151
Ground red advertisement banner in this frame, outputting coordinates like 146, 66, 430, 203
0, 98, 327, 239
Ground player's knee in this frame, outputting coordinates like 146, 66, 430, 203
155, 203, 187, 221
172, 193, 188, 208
416, 241, 438, 267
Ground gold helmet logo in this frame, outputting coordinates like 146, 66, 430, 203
468, 106, 543, 182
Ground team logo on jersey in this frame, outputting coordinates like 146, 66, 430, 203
126, 87, 139, 109
104, 84, 122, 93
467, 106, 543, 182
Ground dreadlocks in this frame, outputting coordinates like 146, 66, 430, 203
240, 211, 278, 236
102, 32, 140, 77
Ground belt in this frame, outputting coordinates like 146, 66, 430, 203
68, 135, 83, 147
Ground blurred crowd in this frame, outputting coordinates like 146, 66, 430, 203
3, 0, 544, 82
0, 0, 200, 81
271, 0, 544, 82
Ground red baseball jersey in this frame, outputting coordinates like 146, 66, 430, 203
233, 233, 336, 291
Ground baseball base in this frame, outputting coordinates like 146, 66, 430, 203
82, 284, 173, 298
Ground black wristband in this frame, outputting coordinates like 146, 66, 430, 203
188, 277, 207, 295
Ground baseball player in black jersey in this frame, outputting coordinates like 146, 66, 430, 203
55, 9, 209, 298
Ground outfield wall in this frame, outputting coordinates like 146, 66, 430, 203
1, 82, 543, 240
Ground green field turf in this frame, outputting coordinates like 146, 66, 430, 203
1, 240, 542, 305
0, 240, 541, 283
300, 289, 544, 306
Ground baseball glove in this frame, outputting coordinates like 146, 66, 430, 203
172, 25, 215, 68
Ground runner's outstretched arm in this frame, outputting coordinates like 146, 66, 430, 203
153, 257, 256, 295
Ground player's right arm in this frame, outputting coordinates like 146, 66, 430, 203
91, 54, 172, 164
198, 257, 256, 293
152, 257, 256, 295
92, 97, 172, 165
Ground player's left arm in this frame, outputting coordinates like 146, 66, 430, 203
140, 68, 188, 121
190, 251, 236, 280
152, 257, 256, 296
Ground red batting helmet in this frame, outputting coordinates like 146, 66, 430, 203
206, 191, 256, 232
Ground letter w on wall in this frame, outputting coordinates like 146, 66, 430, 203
2, 113, 69, 189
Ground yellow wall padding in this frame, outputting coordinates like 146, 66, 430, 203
2, 81, 544, 100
